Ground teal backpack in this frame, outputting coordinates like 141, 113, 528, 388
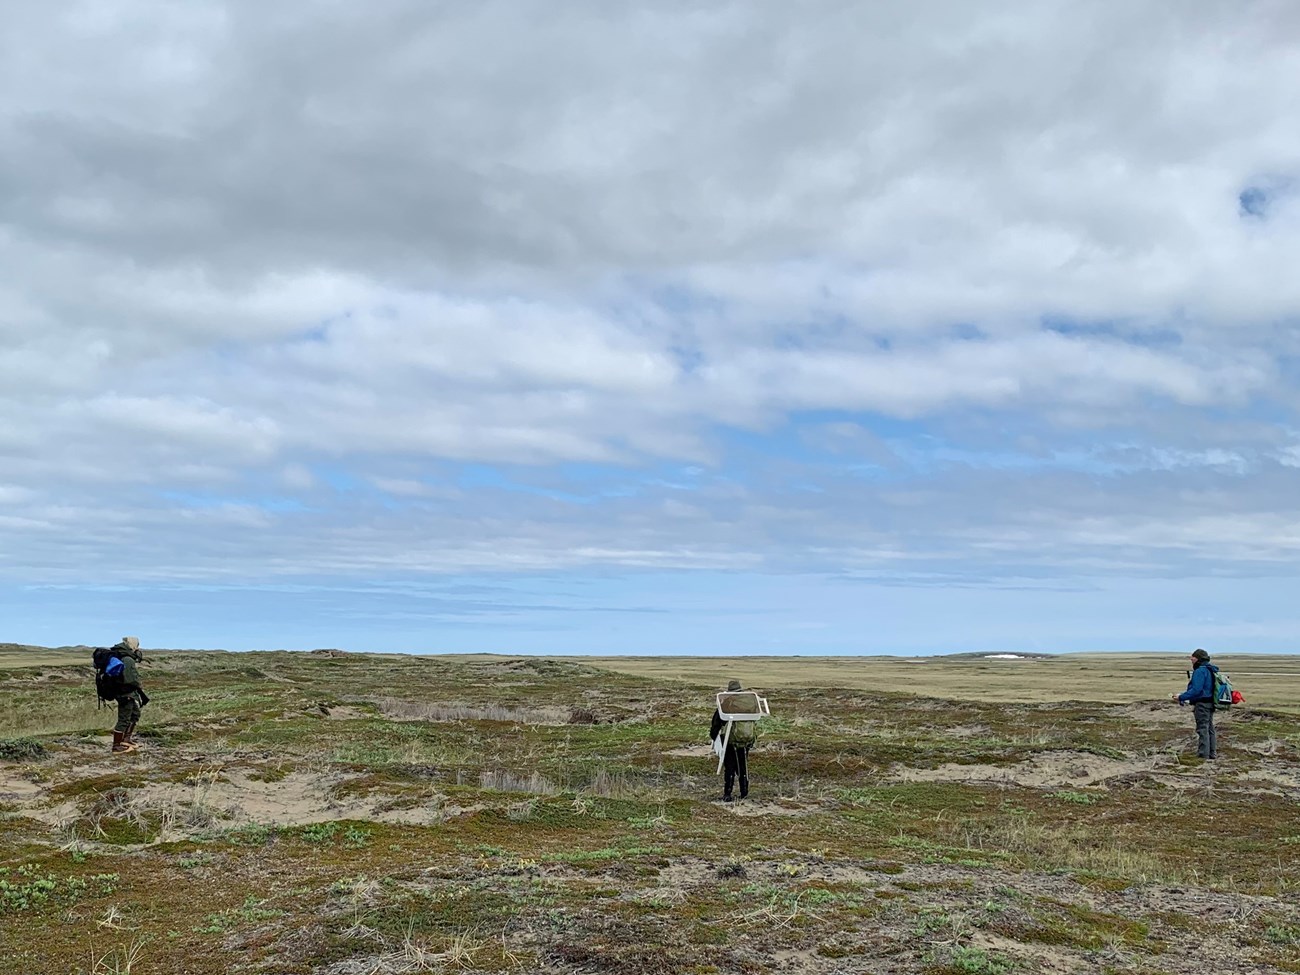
1212, 670, 1234, 710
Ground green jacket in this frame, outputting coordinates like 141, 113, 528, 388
114, 650, 143, 695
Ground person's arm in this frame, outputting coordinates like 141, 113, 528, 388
709, 709, 723, 741
1177, 668, 1206, 704
120, 657, 142, 694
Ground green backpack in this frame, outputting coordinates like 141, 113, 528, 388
728, 719, 759, 748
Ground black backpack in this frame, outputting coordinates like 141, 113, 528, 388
92, 647, 126, 702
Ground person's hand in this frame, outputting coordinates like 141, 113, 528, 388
1169, 693, 1178, 701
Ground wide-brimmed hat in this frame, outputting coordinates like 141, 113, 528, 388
726, 679, 742, 691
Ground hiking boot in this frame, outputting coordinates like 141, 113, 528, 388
111, 731, 135, 754
721, 794, 734, 803
124, 723, 140, 747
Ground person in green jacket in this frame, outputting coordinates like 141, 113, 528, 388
109, 637, 147, 754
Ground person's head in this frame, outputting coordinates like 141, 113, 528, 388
118, 636, 142, 661
1191, 648, 1210, 665
726, 679, 742, 692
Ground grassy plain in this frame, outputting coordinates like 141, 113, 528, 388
584, 652, 1300, 711
1, 645, 1299, 974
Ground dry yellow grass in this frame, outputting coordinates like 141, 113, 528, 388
0, 645, 92, 669
576, 652, 1300, 711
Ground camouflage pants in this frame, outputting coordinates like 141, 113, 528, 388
114, 694, 141, 734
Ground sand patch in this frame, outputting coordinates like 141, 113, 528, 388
969, 933, 1090, 973
1238, 764, 1300, 794
321, 705, 369, 720
0, 771, 42, 800
761, 948, 828, 973
0, 773, 81, 830
4, 758, 487, 838
891, 750, 1168, 789
8, 800, 81, 829
0, 769, 97, 828
369, 697, 572, 725
653, 858, 713, 889
1238, 738, 1297, 757
128, 769, 453, 829
723, 799, 819, 817
664, 744, 714, 758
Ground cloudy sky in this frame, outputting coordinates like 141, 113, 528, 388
4, 1, 1300, 654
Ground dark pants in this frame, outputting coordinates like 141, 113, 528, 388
114, 694, 142, 734
723, 746, 749, 798
1193, 701, 1216, 759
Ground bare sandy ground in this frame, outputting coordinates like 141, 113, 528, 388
3, 761, 468, 836
891, 749, 1170, 789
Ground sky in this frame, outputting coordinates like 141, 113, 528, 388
3, 1, 1300, 655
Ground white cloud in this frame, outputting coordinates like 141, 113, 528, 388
85, 395, 280, 457
278, 464, 317, 491
369, 477, 434, 498
2, 1, 1300, 590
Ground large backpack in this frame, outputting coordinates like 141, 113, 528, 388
92, 647, 126, 702
1212, 670, 1234, 710
728, 718, 760, 748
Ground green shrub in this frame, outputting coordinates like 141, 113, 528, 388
0, 738, 46, 761
0, 865, 117, 913
1048, 790, 1102, 805
300, 822, 340, 844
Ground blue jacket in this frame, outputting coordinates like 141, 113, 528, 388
1178, 662, 1218, 704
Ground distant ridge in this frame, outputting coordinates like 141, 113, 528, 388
0, 643, 93, 654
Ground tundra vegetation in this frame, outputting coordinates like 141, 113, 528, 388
1, 644, 1299, 974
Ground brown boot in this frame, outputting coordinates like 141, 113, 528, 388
111, 731, 136, 754
125, 723, 139, 748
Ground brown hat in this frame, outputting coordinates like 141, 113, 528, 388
726, 679, 742, 691
1191, 648, 1210, 662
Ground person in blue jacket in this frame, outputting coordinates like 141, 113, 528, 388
1170, 648, 1218, 760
